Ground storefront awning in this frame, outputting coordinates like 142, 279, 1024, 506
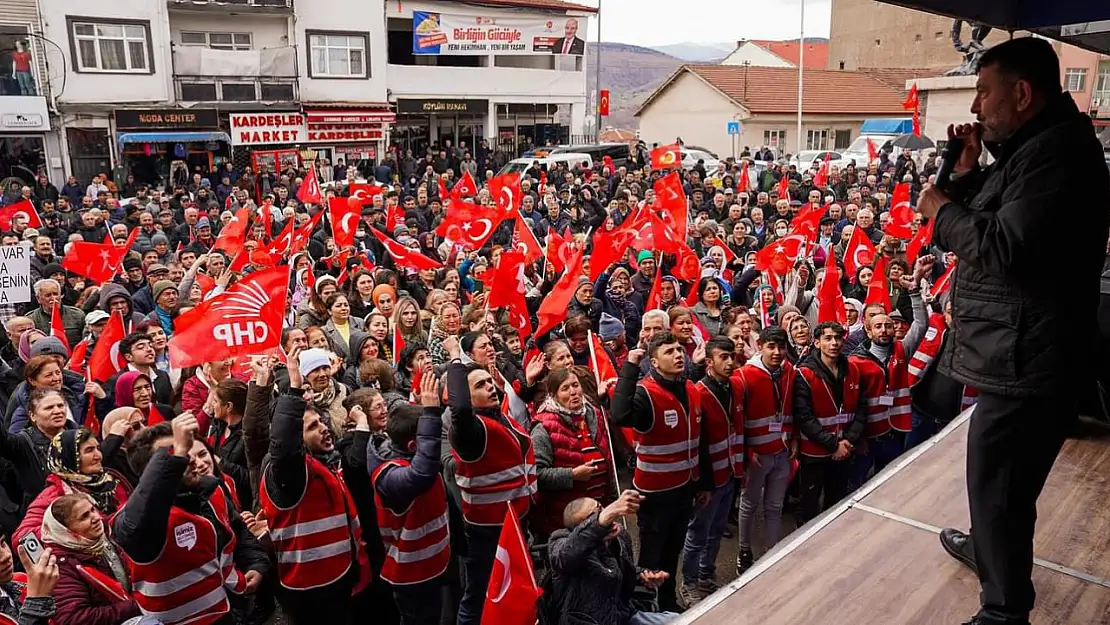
117, 131, 232, 146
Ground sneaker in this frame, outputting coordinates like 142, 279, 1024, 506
736, 549, 754, 575
697, 578, 720, 596
679, 583, 702, 608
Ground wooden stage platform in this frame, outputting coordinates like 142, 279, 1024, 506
679, 410, 1110, 625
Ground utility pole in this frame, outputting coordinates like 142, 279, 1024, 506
594, 0, 603, 141
796, 0, 805, 156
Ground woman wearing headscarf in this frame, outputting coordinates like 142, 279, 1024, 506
15, 427, 130, 543
44, 493, 141, 625
427, 301, 464, 366
113, 370, 174, 425
16, 328, 46, 366
371, 283, 397, 319
593, 266, 640, 344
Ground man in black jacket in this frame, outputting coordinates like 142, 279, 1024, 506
917, 37, 1110, 625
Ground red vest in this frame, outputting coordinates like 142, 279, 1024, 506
259, 455, 369, 592
797, 361, 862, 458
734, 361, 795, 457
633, 377, 701, 493
453, 415, 537, 526
209, 484, 247, 596
220, 472, 241, 512
531, 409, 613, 536
371, 459, 451, 586
850, 341, 911, 435
695, 377, 744, 487
907, 313, 979, 412
118, 505, 231, 625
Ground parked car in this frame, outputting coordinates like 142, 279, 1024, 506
498, 152, 594, 177
790, 150, 852, 171
549, 143, 631, 169
681, 148, 720, 172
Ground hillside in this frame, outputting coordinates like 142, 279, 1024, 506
588, 42, 684, 131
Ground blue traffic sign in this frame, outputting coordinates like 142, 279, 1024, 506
726, 121, 741, 135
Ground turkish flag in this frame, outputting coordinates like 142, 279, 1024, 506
754, 234, 806, 275
816, 261, 847, 325
88, 311, 127, 382
486, 251, 530, 311
775, 175, 790, 201
435, 200, 503, 251
392, 326, 406, 367
589, 226, 639, 281
599, 89, 610, 116
50, 304, 69, 353
930, 261, 956, 298
813, 152, 832, 188
737, 160, 750, 193
265, 218, 295, 258
535, 249, 584, 338
865, 256, 892, 313
789, 202, 828, 246
866, 138, 879, 164
256, 199, 273, 238
148, 404, 166, 425
489, 173, 523, 217
329, 197, 361, 249
905, 219, 934, 265
673, 242, 701, 282
650, 143, 681, 170
213, 208, 250, 260
167, 267, 289, 369
61, 228, 137, 284
348, 182, 383, 206
371, 228, 443, 271
652, 171, 688, 241
903, 83, 919, 110
288, 211, 323, 258
588, 331, 617, 389
545, 228, 575, 274
842, 225, 877, 280
884, 183, 915, 240
67, 341, 88, 374
480, 505, 540, 625
0, 199, 41, 230
645, 264, 663, 311
512, 215, 544, 263
453, 170, 479, 198
297, 166, 322, 205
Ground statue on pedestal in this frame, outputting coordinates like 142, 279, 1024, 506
946, 20, 993, 76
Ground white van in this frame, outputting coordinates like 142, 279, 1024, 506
498, 152, 593, 177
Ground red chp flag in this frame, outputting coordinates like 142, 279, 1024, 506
864, 256, 892, 313
650, 143, 681, 170
0, 199, 42, 230
371, 228, 443, 271
842, 225, 877, 280
167, 267, 290, 369
50, 304, 69, 352
329, 196, 361, 249
297, 165, 322, 205
87, 311, 128, 382
480, 505, 541, 625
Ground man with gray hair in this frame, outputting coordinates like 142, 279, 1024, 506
27, 279, 85, 348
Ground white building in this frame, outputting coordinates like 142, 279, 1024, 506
32, 0, 593, 186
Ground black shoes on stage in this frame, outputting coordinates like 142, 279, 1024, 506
940, 528, 978, 574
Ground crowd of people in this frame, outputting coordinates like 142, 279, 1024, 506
0, 132, 977, 625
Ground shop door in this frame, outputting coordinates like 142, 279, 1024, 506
66, 128, 112, 185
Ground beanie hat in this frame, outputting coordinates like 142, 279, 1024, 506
41, 263, 64, 278
123, 258, 143, 271
598, 312, 624, 341
298, 348, 332, 377
151, 233, 169, 246
196, 217, 211, 230
636, 250, 653, 264
31, 336, 69, 359
152, 280, 177, 303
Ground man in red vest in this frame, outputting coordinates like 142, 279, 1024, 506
681, 337, 743, 606
612, 332, 710, 613
259, 349, 371, 625
735, 326, 795, 573
112, 414, 270, 625
370, 370, 450, 625
445, 360, 537, 625
792, 322, 869, 523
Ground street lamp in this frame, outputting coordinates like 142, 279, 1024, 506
796, 0, 805, 156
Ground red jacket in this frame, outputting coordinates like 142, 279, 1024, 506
15, 474, 130, 543
180, 375, 213, 434
51, 544, 141, 625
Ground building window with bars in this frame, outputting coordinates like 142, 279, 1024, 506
1064, 68, 1087, 93
806, 129, 829, 151
763, 129, 786, 150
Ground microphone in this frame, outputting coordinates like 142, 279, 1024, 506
935, 136, 964, 193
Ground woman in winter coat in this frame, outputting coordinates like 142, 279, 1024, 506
7, 350, 87, 434
15, 427, 130, 543
113, 371, 174, 425
691, 277, 727, 338
593, 266, 642, 346
322, 293, 364, 360
179, 358, 234, 433
0, 388, 77, 516
295, 274, 337, 329
44, 493, 141, 625
530, 368, 615, 539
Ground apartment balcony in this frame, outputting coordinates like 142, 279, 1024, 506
1092, 93, 1110, 119
167, 0, 292, 14
173, 46, 298, 104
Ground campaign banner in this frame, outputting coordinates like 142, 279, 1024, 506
412, 11, 586, 56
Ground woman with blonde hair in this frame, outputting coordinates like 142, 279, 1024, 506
392, 295, 427, 345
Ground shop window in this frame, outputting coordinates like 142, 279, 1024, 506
260, 83, 295, 100
0, 26, 38, 97
68, 18, 153, 74
180, 82, 217, 101
65, 128, 111, 186
221, 83, 255, 101
307, 30, 369, 78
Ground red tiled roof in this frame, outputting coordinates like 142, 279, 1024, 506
751, 39, 828, 69
686, 64, 907, 115
466, 0, 597, 13
857, 67, 945, 94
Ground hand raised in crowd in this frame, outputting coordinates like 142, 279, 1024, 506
215, 268, 232, 289
172, 412, 199, 457
84, 381, 106, 399
443, 335, 461, 361
914, 254, 936, 281
287, 348, 303, 388
599, 489, 642, 526
249, 355, 274, 386
349, 405, 368, 428
108, 413, 135, 438
419, 367, 441, 407
692, 341, 707, 365
18, 545, 58, 599
524, 353, 547, 385
627, 348, 646, 366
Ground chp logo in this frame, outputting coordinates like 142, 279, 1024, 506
210, 278, 280, 348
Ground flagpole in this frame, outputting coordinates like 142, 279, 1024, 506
796, 0, 805, 156
589, 331, 626, 526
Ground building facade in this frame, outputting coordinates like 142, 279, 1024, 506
29, 0, 593, 186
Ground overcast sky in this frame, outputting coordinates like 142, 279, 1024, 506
585, 0, 832, 46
